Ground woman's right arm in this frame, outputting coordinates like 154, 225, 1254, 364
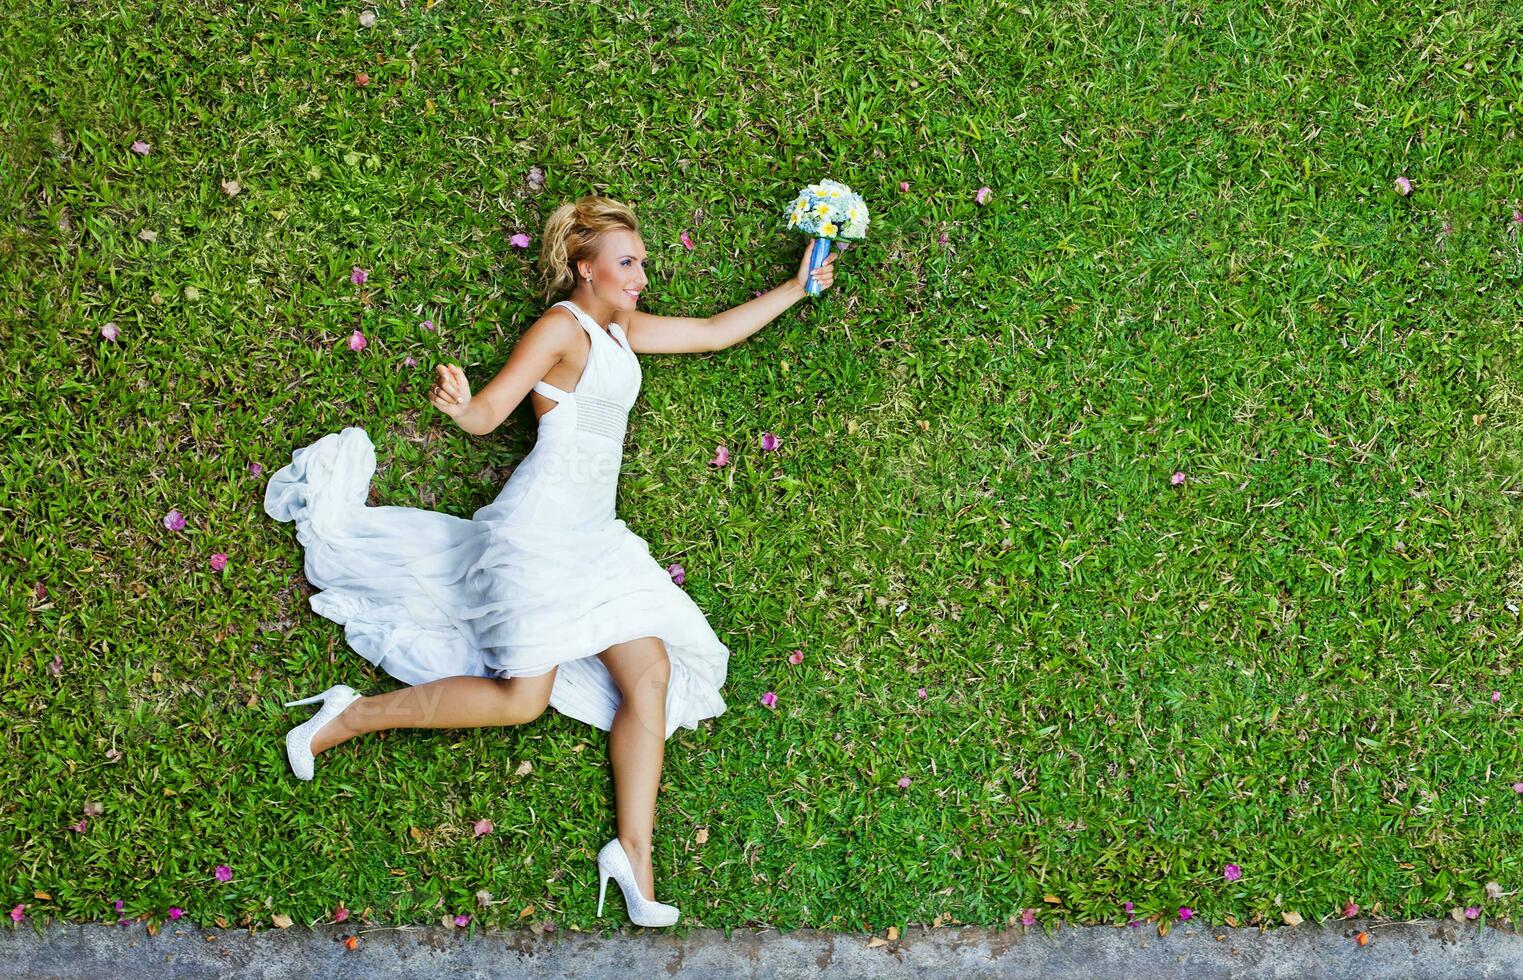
432, 312, 579, 436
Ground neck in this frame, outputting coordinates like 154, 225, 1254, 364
566, 288, 616, 331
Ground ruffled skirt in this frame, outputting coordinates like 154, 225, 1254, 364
263, 427, 729, 738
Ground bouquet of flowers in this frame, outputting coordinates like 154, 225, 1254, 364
786, 179, 869, 296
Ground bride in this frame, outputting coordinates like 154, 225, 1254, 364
263, 195, 839, 927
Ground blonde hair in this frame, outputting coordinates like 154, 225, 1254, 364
536, 195, 641, 303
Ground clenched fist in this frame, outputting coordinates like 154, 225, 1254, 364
797, 244, 841, 293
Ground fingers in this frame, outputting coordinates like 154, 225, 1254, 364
429, 364, 469, 409
799, 246, 841, 291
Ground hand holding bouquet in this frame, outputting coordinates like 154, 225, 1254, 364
787, 179, 868, 296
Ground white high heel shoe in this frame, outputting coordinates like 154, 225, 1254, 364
596, 839, 680, 927
282, 684, 362, 781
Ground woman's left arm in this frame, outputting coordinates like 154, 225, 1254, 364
622, 246, 840, 354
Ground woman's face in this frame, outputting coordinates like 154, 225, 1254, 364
578, 229, 649, 312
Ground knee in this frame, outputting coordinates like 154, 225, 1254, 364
625, 639, 671, 698
644, 641, 672, 689
504, 666, 556, 722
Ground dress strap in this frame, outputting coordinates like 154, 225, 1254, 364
532, 380, 569, 402
552, 300, 593, 329
554, 300, 624, 350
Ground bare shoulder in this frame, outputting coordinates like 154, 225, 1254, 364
522, 304, 585, 354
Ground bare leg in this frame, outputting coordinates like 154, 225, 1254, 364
599, 637, 670, 903
310, 669, 559, 755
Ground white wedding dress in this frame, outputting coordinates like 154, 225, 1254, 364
263, 300, 730, 738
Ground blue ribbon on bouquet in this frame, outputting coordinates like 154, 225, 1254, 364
805, 236, 834, 296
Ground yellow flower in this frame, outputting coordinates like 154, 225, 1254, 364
820, 221, 837, 237
813, 202, 831, 216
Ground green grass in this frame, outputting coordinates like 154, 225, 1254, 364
4, 0, 1522, 938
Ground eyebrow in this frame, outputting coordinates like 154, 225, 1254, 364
619, 255, 648, 260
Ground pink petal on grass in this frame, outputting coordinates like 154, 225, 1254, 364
1178, 907, 1193, 920
708, 445, 730, 468
975, 186, 992, 205
1513, 782, 1523, 794
333, 905, 351, 923
454, 914, 471, 927
1171, 471, 1186, 486
349, 329, 367, 352
1224, 864, 1242, 882
48, 655, 62, 677
1493, 691, 1502, 703
168, 907, 183, 921
760, 691, 777, 709
472, 819, 493, 838
1020, 909, 1035, 926
420, 319, 435, 331
937, 232, 949, 245
680, 231, 694, 250
760, 431, 781, 452
788, 650, 804, 665
1344, 902, 1360, 918
69, 818, 87, 833
402, 355, 417, 368
163, 510, 187, 531
249, 462, 263, 478
510, 233, 531, 249
917, 687, 927, 700
131, 141, 151, 156
1466, 906, 1481, 920
215, 865, 232, 883
667, 563, 685, 586
897, 776, 911, 788
1395, 176, 1413, 196
35, 582, 47, 602
899, 181, 910, 192
1512, 210, 1523, 226
10, 905, 24, 923
209, 553, 228, 572
351, 266, 368, 286
100, 322, 120, 342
